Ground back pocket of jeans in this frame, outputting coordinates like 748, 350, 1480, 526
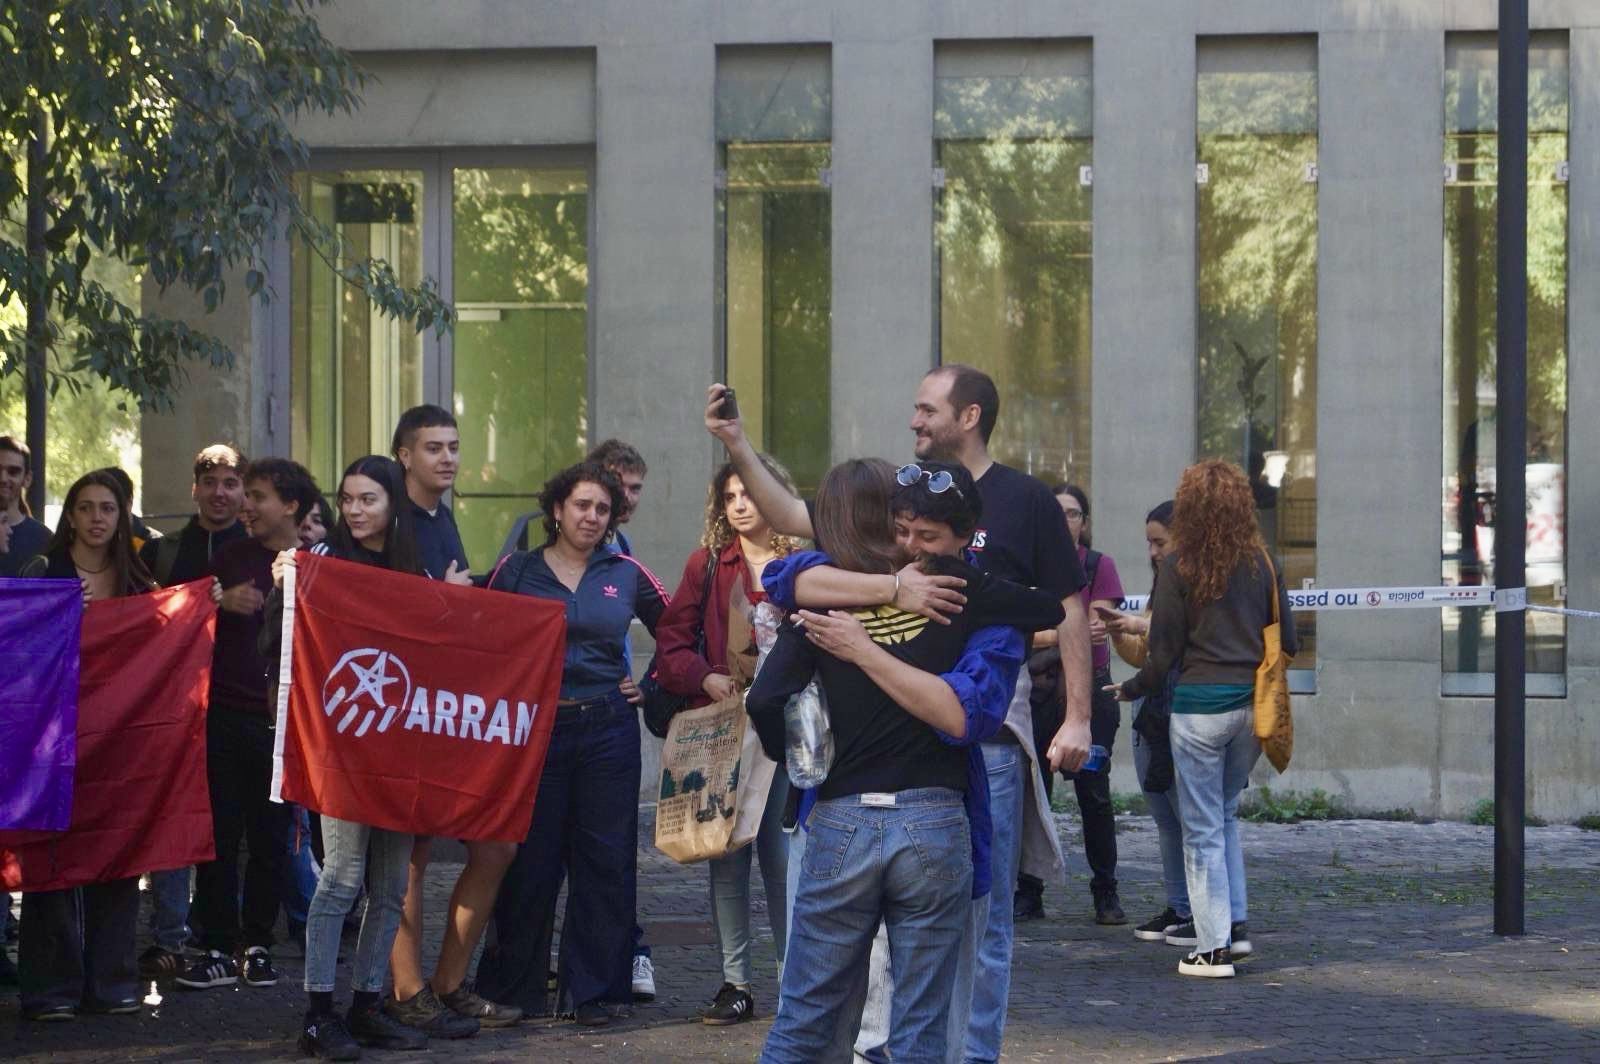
904, 814, 970, 883
802, 815, 856, 881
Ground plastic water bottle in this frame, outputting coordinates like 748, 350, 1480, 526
1081, 744, 1110, 773
784, 680, 834, 788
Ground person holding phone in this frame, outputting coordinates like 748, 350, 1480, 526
1015, 485, 1127, 927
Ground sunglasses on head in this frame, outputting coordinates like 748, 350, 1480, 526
896, 463, 965, 501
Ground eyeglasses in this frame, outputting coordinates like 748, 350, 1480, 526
896, 463, 965, 501
1062, 508, 1085, 520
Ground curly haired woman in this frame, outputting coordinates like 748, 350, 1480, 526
653, 454, 804, 1025
1109, 460, 1296, 979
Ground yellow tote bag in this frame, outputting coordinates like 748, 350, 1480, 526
1254, 552, 1294, 773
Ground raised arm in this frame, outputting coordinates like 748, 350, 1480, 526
704, 383, 813, 538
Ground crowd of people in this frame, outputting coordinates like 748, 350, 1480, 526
0, 361, 1294, 1061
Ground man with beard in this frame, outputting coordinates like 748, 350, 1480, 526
0, 436, 50, 578
705, 367, 1091, 1063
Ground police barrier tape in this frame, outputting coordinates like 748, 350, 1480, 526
1116, 585, 1510, 614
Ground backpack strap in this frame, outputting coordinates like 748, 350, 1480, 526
1082, 548, 1102, 596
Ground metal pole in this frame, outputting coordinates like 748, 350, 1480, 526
25, 103, 48, 518
1493, 0, 1528, 937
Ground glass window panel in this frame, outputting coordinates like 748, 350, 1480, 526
450, 168, 589, 566
1442, 34, 1568, 677
935, 42, 1092, 484
719, 142, 833, 494
716, 47, 832, 142
291, 169, 424, 498
1197, 39, 1319, 669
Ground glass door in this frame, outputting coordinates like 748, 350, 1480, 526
290, 169, 426, 495
449, 166, 591, 565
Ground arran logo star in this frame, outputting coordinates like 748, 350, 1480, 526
321, 648, 413, 737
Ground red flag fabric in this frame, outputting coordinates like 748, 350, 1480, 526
271, 552, 566, 843
0, 582, 217, 892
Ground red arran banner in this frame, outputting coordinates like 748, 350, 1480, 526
271, 552, 566, 843
1, 583, 217, 892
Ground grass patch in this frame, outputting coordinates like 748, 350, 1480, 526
1574, 813, 1600, 831
1237, 786, 1348, 824
1112, 791, 1149, 816
1361, 806, 1421, 822
1467, 798, 1548, 827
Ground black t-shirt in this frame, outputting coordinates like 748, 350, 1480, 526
410, 499, 470, 581
968, 462, 1086, 600
746, 555, 1065, 801
139, 517, 248, 587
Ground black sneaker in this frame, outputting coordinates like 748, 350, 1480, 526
1230, 921, 1253, 959
384, 986, 479, 1039
348, 1003, 428, 1051
300, 1012, 361, 1060
1178, 946, 1236, 978
1164, 921, 1198, 948
574, 1000, 611, 1027
439, 985, 522, 1028
81, 996, 142, 1015
25, 1003, 76, 1022
175, 950, 240, 989
1133, 907, 1182, 942
0, 948, 18, 986
138, 945, 185, 980
241, 946, 280, 987
1094, 891, 1127, 926
702, 983, 754, 1026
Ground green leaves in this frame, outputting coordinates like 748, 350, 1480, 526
0, 0, 453, 409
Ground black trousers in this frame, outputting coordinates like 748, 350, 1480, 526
191, 708, 293, 953
1025, 665, 1121, 898
19, 878, 140, 1012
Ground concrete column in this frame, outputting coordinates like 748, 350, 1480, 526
591, 39, 716, 571
829, 12, 933, 463
1090, 8, 1197, 589
1295, 28, 1447, 813
1565, 28, 1600, 669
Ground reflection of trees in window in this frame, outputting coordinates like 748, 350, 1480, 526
935, 63, 1092, 486
722, 143, 831, 494
1196, 50, 1318, 666
1442, 36, 1567, 676
450, 169, 589, 566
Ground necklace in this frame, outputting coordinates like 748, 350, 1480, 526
74, 557, 112, 575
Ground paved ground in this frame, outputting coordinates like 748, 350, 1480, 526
4, 809, 1598, 1062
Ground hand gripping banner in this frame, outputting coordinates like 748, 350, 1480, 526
1, 582, 217, 892
271, 552, 567, 843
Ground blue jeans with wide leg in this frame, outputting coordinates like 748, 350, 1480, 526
1170, 707, 1259, 953
761, 789, 972, 1064
478, 691, 640, 1014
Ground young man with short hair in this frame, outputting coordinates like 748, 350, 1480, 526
178, 458, 320, 993
136, 443, 250, 979
0, 436, 51, 577
383, 405, 508, 1037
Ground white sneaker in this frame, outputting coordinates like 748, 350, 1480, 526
631, 954, 656, 1001
1178, 947, 1236, 978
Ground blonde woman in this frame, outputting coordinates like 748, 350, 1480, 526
654, 455, 802, 1025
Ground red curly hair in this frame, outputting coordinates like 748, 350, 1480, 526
1172, 459, 1264, 607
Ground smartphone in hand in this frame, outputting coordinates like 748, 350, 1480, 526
717, 387, 739, 420
1093, 604, 1121, 620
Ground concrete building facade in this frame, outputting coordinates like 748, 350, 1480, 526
141, 1, 1600, 820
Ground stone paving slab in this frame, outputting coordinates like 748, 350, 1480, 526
4, 812, 1598, 1062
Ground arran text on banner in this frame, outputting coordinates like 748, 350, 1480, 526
0, 578, 83, 831
0, 582, 217, 892
271, 552, 567, 843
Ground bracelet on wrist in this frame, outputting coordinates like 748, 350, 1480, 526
890, 570, 901, 607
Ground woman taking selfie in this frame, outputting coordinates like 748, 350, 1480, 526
18, 471, 156, 1022
1109, 460, 1295, 979
477, 461, 669, 1028
653, 456, 802, 1026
